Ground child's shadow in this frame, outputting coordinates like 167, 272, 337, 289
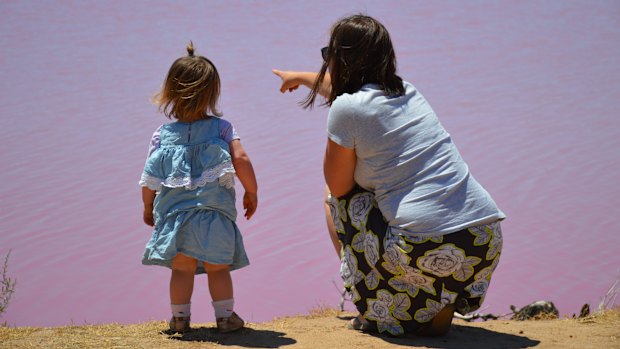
163, 326, 297, 348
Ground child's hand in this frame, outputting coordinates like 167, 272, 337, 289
243, 192, 258, 220
272, 69, 300, 93
143, 206, 155, 226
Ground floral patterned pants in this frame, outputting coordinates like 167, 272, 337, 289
327, 185, 503, 336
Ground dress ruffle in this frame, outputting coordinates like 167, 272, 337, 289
139, 161, 235, 191
139, 140, 235, 191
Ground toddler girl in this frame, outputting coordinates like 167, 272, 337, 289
139, 42, 257, 334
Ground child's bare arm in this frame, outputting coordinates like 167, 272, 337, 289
229, 139, 258, 220
142, 187, 156, 226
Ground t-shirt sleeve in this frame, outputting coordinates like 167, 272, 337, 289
146, 125, 163, 158
327, 96, 356, 149
219, 118, 240, 143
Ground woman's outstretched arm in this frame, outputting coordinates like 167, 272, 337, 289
272, 69, 331, 98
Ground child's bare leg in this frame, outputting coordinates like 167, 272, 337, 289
202, 262, 233, 301
203, 262, 243, 331
170, 253, 198, 305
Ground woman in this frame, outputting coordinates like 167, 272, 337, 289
273, 14, 505, 336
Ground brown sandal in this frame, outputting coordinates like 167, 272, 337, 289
216, 312, 244, 333
169, 316, 191, 333
347, 315, 377, 333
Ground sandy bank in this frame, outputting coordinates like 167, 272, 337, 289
1, 309, 618, 349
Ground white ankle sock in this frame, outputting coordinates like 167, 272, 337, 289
212, 298, 234, 319
171, 303, 191, 318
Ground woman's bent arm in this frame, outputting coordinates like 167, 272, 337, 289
324, 139, 356, 197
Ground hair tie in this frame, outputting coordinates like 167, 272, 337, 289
186, 41, 195, 57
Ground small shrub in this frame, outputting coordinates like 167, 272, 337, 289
598, 268, 620, 312
0, 250, 17, 318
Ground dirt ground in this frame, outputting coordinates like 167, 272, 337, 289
1, 309, 618, 349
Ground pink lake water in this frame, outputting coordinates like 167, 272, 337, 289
1, 0, 619, 327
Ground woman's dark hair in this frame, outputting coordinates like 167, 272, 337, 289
154, 41, 222, 121
303, 14, 404, 108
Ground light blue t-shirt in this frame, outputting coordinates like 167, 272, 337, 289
327, 81, 505, 236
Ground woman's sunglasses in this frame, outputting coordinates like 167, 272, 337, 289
321, 46, 329, 62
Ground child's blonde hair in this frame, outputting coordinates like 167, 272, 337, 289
154, 42, 222, 121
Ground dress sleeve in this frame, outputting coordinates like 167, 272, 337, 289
327, 96, 356, 149
146, 125, 163, 158
219, 118, 241, 143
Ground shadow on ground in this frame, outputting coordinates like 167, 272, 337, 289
371, 323, 540, 349
164, 326, 297, 348
335, 315, 540, 349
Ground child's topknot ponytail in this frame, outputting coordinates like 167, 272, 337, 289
156, 40, 222, 120
186, 41, 195, 57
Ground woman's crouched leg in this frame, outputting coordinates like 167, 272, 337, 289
327, 185, 503, 336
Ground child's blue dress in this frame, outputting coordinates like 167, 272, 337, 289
139, 117, 249, 274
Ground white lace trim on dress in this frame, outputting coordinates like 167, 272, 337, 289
139, 161, 235, 191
